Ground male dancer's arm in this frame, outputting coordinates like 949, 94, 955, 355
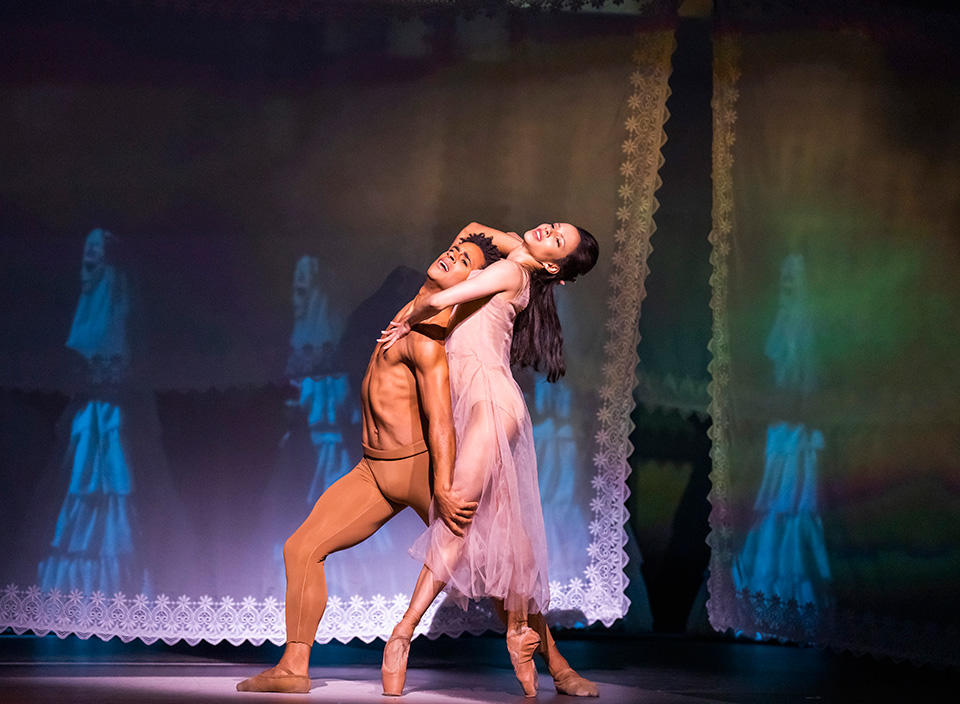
409, 334, 477, 537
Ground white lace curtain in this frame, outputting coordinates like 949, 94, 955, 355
706, 29, 960, 667
0, 19, 675, 644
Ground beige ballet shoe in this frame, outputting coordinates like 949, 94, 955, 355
381, 632, 412, 696
553, 666, 599, 697
236, 668, 311, 693
506, 625, 541, 697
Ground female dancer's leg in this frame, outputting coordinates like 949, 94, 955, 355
384, 402, 533, 695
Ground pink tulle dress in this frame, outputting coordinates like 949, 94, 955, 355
409, 260, 550, 615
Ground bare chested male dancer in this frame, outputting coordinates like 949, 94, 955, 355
238, 234, 597, 696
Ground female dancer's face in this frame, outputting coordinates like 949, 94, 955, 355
521, 223, 580, 268
426, 241, 485, 288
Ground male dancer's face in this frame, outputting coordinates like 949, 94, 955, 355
425, 241, 485, 288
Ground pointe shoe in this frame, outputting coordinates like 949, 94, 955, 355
553, 667, 599, 697
236, 669, 311, 693
506, 626, 541, 697
381, 632, 412, 696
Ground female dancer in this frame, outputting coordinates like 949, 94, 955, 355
377, 221, 598, 696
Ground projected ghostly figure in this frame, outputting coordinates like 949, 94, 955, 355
286, 255, 354, 503
531, 376, 589, 578
65, 227, 130, 374
38, 228, 145, 595
733, 254, 832, 610
287, 255, 338, 380
262, 256, 370, 597
763, 254, 817, 394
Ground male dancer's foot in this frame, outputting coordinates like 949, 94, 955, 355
236, 642, 312, 693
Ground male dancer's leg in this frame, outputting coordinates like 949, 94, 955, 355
238, 458, 399, 691
284, 457, 401, 643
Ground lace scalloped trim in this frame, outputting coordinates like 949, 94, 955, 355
702, 35, 959, 669
634, 371, 710, 418
0, 579, 601, 646
718, 589, 960, 668
704, 32, 741, 636
584, 29, 675, 628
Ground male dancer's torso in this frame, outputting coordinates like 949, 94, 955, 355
281, 301, 455, 644
360, 300, 451, 457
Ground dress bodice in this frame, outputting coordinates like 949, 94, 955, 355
445, 260, 530, 370
410, 257, 548, 615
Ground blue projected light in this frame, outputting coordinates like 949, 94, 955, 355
39, 229, 145, 596
732, 255, 832, 614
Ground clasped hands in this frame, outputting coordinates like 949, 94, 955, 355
434, 485, 478, 538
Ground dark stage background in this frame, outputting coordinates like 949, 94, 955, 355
0, 1, 667, 646
2, 0, 959, 669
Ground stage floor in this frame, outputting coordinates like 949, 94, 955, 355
0, 671, 697, 704
0, 632, 955, 704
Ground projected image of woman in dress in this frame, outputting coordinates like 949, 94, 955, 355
37, 228, 143, 595
260, 255, 350, 595
287, 255, 355, 506
37, 228, 189, 597
732, 254, 832, 613
261, 255, 407, 599
531, 375, 589, 582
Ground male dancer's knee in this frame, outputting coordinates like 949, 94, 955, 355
283, 531, 327, 573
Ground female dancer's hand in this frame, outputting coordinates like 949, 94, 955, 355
434, 486, 478, 538
378, 318, 412, 350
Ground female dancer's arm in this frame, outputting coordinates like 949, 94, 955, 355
450, 222, 523, 256
378, 260, 523, 349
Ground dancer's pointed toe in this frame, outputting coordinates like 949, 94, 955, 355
236, 670, 311, 693
553, 667, 599, 697
506, 626, 541, 697
381, 632, 412, 696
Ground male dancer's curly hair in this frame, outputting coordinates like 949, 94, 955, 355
459, 232, 502, 268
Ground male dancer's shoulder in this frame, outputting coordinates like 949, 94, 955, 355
405, 325, 447, 371
411, 321, 446, 343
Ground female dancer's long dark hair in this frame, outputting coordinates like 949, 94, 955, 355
511, 226, 599, 382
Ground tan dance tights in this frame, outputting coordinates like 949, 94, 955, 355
283, 448, 432, 644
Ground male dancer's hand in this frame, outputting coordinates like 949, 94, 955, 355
434, 486, 478, 538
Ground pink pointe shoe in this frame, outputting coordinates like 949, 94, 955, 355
381, 632, 412, 696
506, 625, 541, 697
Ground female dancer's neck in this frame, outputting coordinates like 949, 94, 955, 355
506, 247, 541, 273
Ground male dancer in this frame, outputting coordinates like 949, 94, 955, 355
238, 234, 597, 696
